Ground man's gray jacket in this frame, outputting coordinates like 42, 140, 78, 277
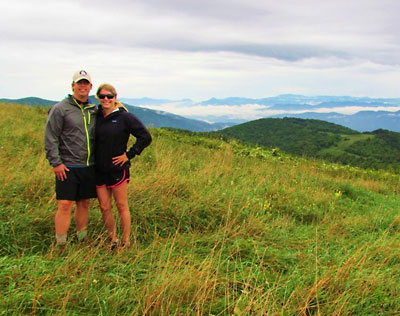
45, 95, 97, 167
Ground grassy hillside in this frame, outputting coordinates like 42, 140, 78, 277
216, 117, 400, 171
1, 103, 400, 315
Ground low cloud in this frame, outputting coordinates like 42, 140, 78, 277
134, 103, 400, 122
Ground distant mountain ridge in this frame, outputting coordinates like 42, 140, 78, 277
0, 97, 58, 107
2, 94, 400, 132
122, 104, 231, 131
271, 111, 400, 133
199, 94, 400, 107
0, 96, 232, 132
122, 94, 400, 132
120, 97, 193, 106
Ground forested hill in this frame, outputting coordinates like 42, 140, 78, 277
0, 97, 57, 107
215, 117, 358, 155
215, 117, 400, 170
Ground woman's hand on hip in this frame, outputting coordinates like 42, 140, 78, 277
112, 153, 129, 166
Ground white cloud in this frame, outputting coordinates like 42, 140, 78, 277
0, 0, 399, 105
132, 103, 400, 122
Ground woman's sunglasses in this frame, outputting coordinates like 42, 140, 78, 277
98, 94, 115, 99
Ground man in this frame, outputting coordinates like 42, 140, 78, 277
45, 70, 97, 246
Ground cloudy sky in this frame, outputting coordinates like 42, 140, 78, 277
1, 0, 400, 120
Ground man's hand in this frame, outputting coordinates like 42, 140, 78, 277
112, 153, 129, 166
53, 164, 70, 181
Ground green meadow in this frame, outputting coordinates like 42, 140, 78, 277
0, 104, 399, 315
317, 134, 375, 159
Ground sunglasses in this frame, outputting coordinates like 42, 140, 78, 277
98, 94, 115, 99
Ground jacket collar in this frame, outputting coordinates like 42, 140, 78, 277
68, 95, 95, 109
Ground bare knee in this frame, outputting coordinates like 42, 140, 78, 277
57, 200, 74, 213
115, 201, 129, 213
100, 205, 111, 214
77, 199, 90, 210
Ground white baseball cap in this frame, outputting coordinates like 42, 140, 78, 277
72, 70, 92, 83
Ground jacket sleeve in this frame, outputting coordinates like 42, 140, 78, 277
44, 106, 64, 167
125, 113, 152, 159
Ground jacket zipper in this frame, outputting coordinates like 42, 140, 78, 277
73, 98, 95, 166
81, 107, 91, 166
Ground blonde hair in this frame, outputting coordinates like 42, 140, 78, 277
96, 83, 117, 98
96, 83, 127, 110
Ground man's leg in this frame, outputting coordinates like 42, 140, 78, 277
55, 200, 74, 245
75, 199, 90, 241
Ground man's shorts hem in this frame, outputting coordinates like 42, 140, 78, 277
55, 166, 97, 201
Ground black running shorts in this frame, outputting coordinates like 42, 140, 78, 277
95, 168, 130, 188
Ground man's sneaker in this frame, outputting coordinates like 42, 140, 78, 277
76, 230, 88, 243
54, 243, 66, 255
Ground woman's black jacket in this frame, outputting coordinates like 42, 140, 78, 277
95, 107, 152, 173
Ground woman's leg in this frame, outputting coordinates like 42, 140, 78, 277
96, 186, 117, 242
112, 182, 131, 245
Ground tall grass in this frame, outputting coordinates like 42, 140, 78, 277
0, 103, 399, 315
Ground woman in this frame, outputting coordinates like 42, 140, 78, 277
95, 83, 152, 249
